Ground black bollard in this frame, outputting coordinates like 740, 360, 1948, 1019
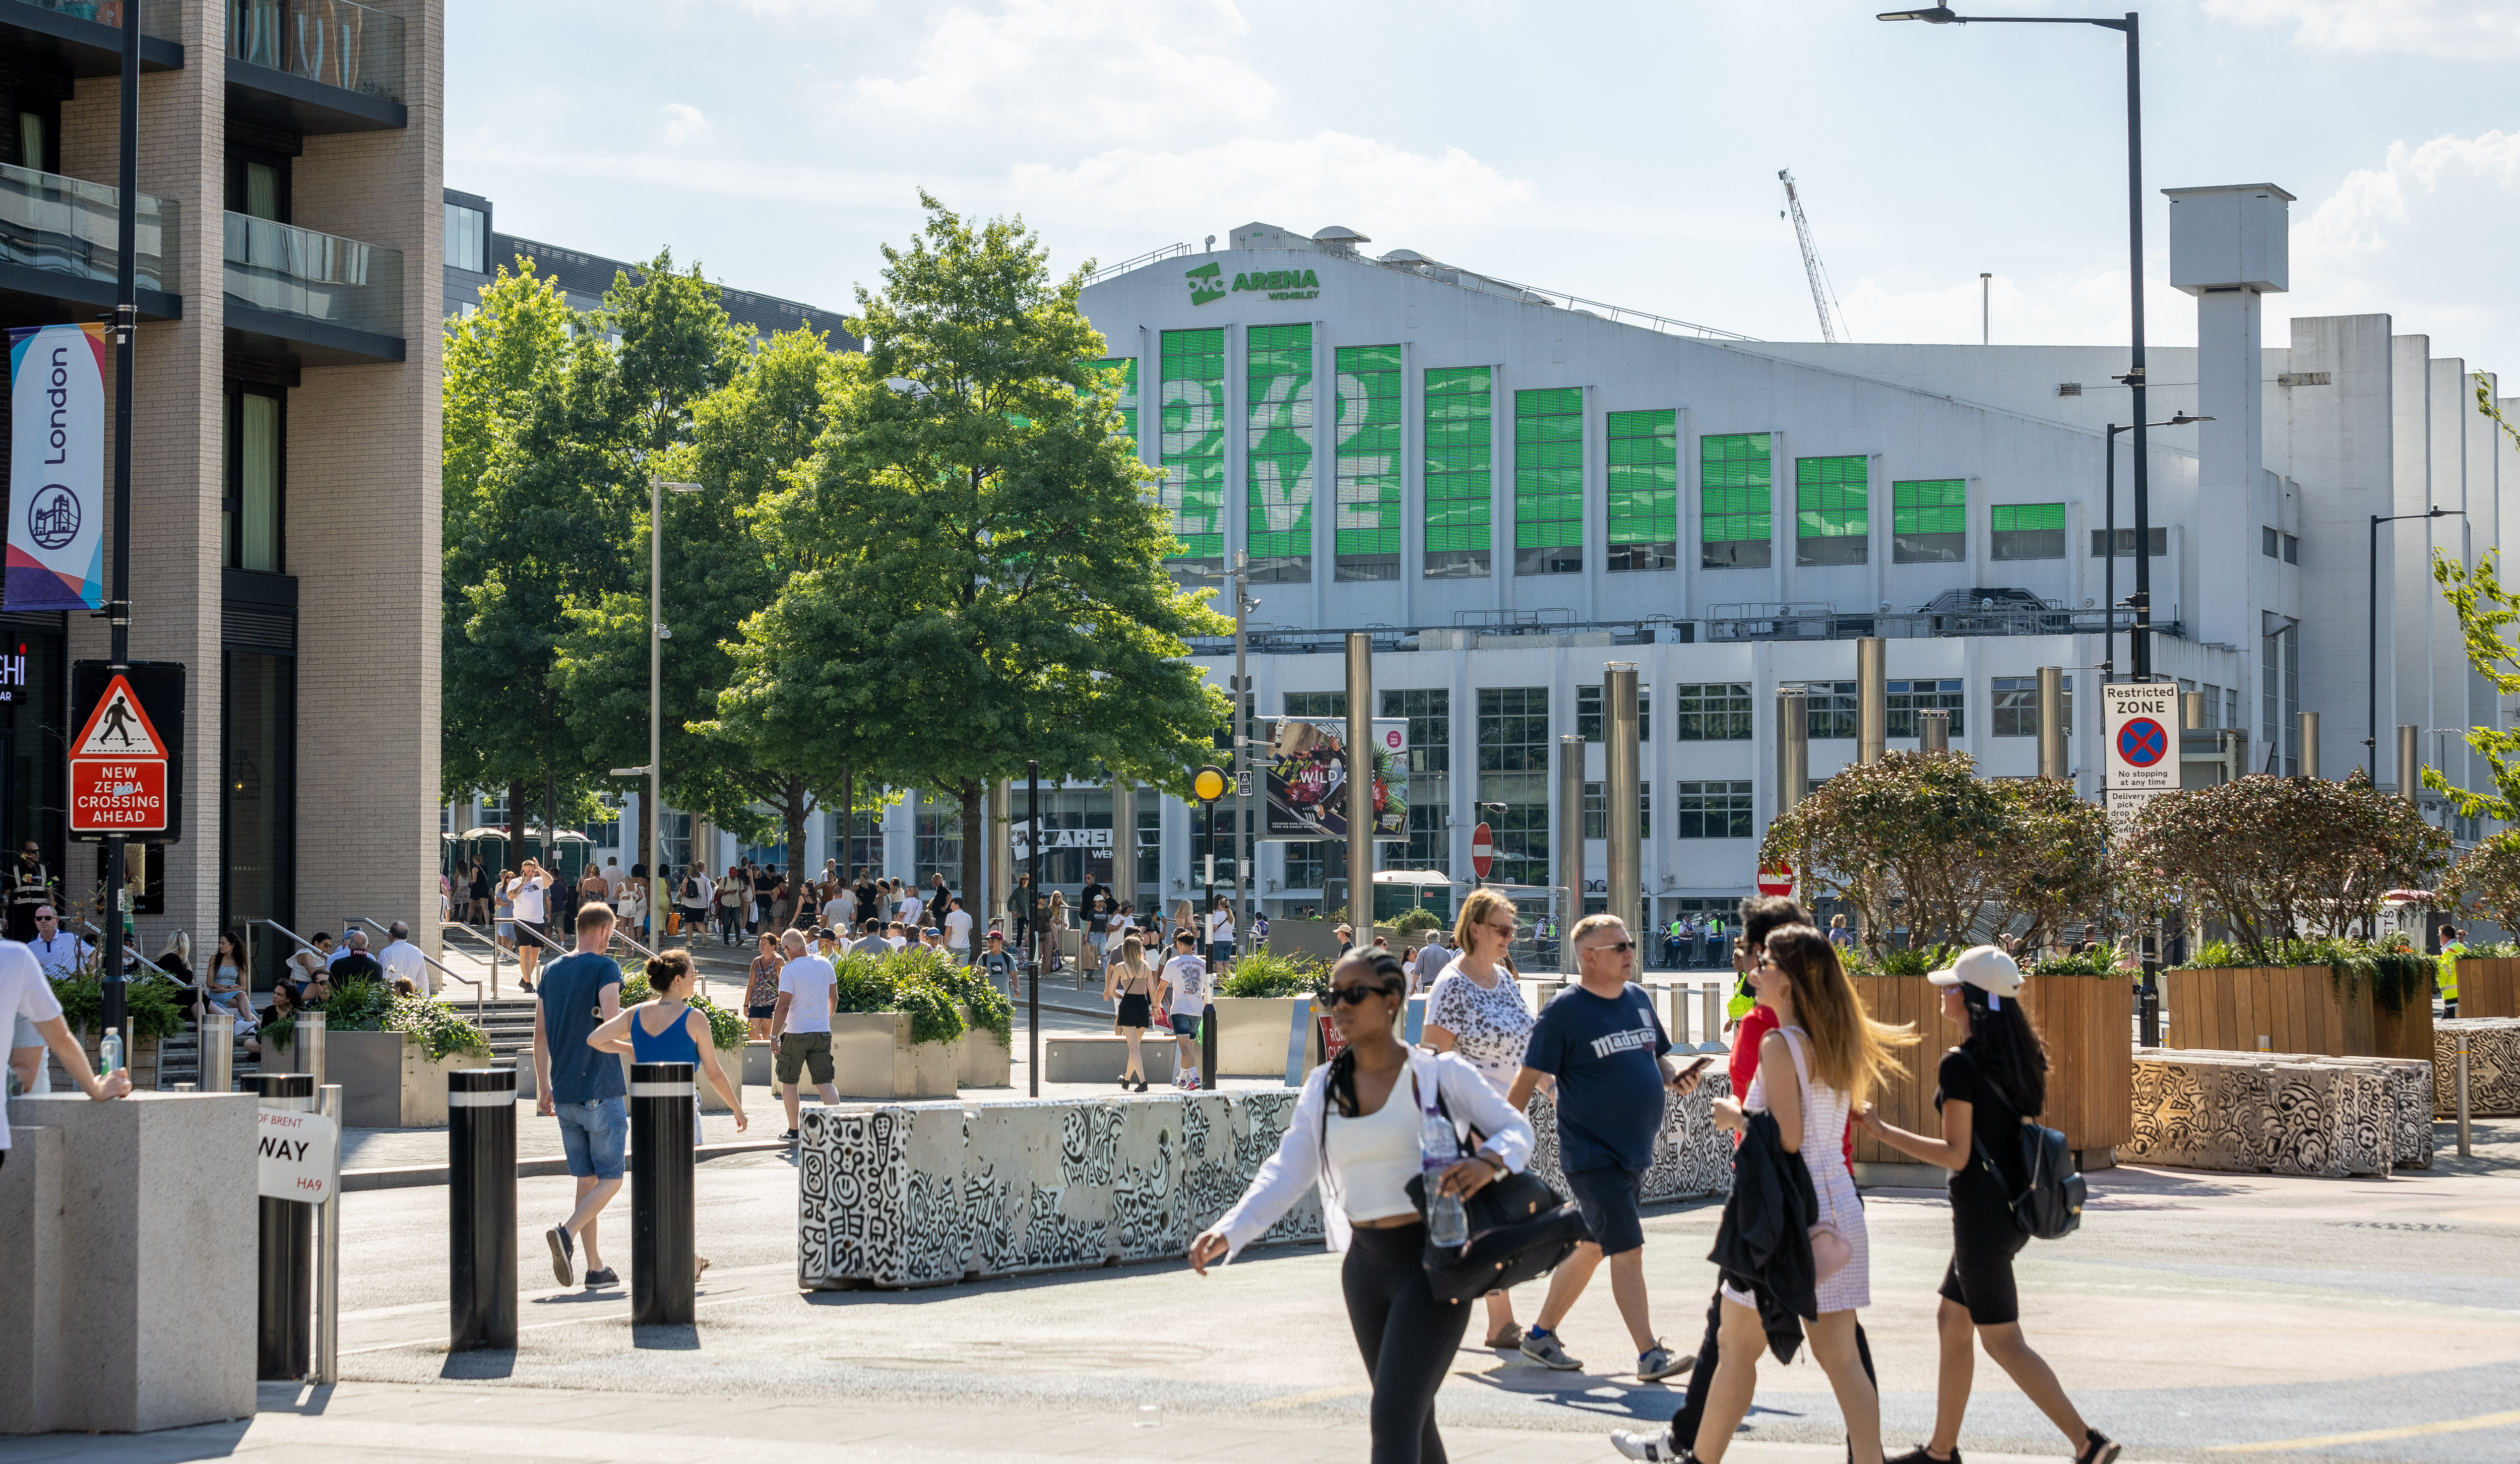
449, 1067, 518, 1350
1200, 1000, 1219, 1091
629, 1060, 697, 1326
255, 1072, 314, 1380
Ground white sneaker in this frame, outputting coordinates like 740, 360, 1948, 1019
1609, 1428, 1691, 1461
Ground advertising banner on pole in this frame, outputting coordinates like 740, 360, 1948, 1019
5, 324, 109, 611
2103, 681, 2180, 836
1256, 717, 1408, 841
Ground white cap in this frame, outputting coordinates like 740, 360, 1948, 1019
1928, 944, 2025, 998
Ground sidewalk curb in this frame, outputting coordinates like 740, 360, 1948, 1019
343, 1138, 792, 1191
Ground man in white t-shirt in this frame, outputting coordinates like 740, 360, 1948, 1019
1158, 929, 1210, 1090
896, 888, 923, 931
378, 921, 428, 997
823, 885, 853, 932
770, 929, 839, 1140
505, 862, 558, 990
4, 940, 128, 1123
943, 897, 974, 964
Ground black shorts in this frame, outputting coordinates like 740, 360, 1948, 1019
1115, 992, 1152, 1029
1566, 1164, 1648, 1256
1937, 1189, 2030, 1325
746, 1003, 775, 1020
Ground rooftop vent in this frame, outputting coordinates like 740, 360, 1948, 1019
1312, 225, 1370, 254
1379, 248, 1428, 264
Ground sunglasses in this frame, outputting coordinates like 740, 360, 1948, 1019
1583, 940, 1635, 955
1325, 983, 1399, 1007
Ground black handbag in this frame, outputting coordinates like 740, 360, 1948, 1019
1399, 1078, 1589, 1305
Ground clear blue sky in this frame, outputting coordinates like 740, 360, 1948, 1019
449, 0, 2519, 376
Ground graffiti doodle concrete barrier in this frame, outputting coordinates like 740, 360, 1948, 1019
2434, 1019, 2520, 1118
2123, 1049, 2429, 1177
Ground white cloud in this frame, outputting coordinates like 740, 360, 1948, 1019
2295, 130, 2520, 268
849, 0, 1275, 138
661, 102, 711, 144
2202, 0, 2520, 58
1006, 131, 1535, 237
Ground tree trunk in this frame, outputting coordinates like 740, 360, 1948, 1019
784, 774, 810, 889
838, 762, 854, 884
507, 778, 530, 871
958, 778, 984, 914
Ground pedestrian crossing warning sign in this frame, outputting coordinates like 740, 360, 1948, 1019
70, 673, 168, 833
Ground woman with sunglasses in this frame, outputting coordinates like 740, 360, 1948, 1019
1191, 950, 1533, 1464
1421, 885, 1538, 1350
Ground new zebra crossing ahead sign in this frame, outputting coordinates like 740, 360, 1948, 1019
68, 661, 184, 841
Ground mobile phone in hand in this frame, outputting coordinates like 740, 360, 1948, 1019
1668, 1055, 1714, 1090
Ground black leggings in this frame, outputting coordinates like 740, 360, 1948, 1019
1341, 1223, 1475, 1464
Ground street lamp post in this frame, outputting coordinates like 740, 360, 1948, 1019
1882, 7, 2155, 675
2102, 415, 2210, 679
647, 478, 701, 928
2367, 507, 2463, 778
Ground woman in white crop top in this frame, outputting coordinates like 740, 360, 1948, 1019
1192, 949, 1534, 1464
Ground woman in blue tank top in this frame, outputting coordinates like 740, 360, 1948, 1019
588, 948, 746, 1280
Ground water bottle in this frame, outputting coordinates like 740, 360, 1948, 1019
1420, 1108, 1468, 1249
99, 1025, 123, 1076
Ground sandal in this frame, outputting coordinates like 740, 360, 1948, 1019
696, 1256, 713, 1282
2073, 1433, 2119, 1464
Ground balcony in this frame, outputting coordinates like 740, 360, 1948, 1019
225, 0, 406, 133
1, 1, 186, 76
0, 162, 182, 322
222, 211, 402, 363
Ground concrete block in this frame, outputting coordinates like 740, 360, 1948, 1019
826, 1013, 958, 1100
1526, 1074, 1732, 1204
0, 1126, 64, 1433
2435, 1019, 2520, 1117
1210, 997, 1304, 1076
1044, 1036, 1176, 1084
3, 1091, 258, 1432
954, 1022, 1012, 1089
743, 1040, 774, 1089
2125, 1052, 2391, 1177
796, 1101, 969, 1289
966, 1098, 1118, 1278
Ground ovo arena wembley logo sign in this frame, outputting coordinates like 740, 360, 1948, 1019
1186, 262, 1322, 306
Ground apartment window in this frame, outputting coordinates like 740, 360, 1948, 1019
223, 383, 285, 573
1892, 480, 1965, 562
1991, 676, 2073, 737
830, 808, 884, 876
1801, 681, 1858, 740
1606, 409, 1677, 571
2262, 526, 2279, 559
1424, 366, 1492, 579
1382, 689, 1450, 872
16, 109, 53, 173
1380, 688, 1448, 776
1795, 455, 1868, 566
1476, 688, 1550, 886
2089, 527, 2169, 558
2284, 631, 2300, 774
1159, 329, 1226, 569
1244, 324, 1314, 583
1887, 679, 1965, 738
1577, 684, 1652, 741
2225, 684, 2240, 732
1701, 432, 1772, 569
225, 151, 290, 222
1583, 782, 1651, 840
1137, 799, 1162, 897
1675, 781, 1754, 840
1514, 388, 1584, 576
1675, 683, 1753, 741
1334, 345, 1402, 581
1283, 691, 1345, 720
443, 202, 487, 274
1992, 503, 2066, 561
2285, 532, 2299, 564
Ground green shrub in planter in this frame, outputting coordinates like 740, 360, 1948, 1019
1389, 908, 1444, 936
1221, 951, 1329, 999
386, 997, 494, 1060
46, 975, 186, 1041
618, 971, 745, 1049
2027, 950, 2120, 976
1848, 944, 1960, 978
2173, 934, 2431, 1015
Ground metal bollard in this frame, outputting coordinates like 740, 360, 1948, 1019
298, 1009, 327, 1091
2457, 1032, 2472, 1159
1698, 983, 1729, 1055
629, 1060, 697, 1326
2138, 974, 2160, 1049
314, 1083, 342, 1384
202, 1010, 234, 1093
1200, 1000, 1218, 1091
255, 1072, 314, 1380
449, 1067, 518, 1350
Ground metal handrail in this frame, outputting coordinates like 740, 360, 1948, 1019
352, 917, 483, 1022
73, 920, 178, 982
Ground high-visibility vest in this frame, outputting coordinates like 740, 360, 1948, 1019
2438, 945, 2463, 1000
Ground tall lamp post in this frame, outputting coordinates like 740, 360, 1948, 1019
2368, 506, 2463, 778
98, 0, 141, 1036
1881, 6, 2156, 676
2102, 414, 2210, 679
620, 478, 702, 936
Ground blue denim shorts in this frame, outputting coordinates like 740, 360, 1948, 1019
1167, 1012, 1200, 1037
555, 1096, 628, 1180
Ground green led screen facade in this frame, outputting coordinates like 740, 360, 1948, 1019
1991, 502, 2066, 560
1335, 345, 1403, 581
1246, 324, 1314, 583
1893, 479, 1966, 563
1424, 366, 1491, 579
1159, 329, 1225, 569
1701, 433, 1772, 569
1606, 409, 1677, 572
1795, 455, 1868, 566
1515, 387, 1584, 576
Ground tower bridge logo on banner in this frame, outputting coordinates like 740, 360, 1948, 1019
28, 485, 79, 549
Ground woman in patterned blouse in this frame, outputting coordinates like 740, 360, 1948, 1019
1421, 884, 1542, 1350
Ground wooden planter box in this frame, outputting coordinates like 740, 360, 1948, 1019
1849, 973, 2132, 1163
828, 1012, 956, 1100
2163, 966, 2434, 1061
1210, 996, 1305, 1076
2455, 958, 2519, 1019
955, 1008, 1012, 1089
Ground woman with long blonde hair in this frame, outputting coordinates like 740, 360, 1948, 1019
1421, 885, 1536, 1349
1686, 924, 1914, 1464
1103, 933, 1158, 1092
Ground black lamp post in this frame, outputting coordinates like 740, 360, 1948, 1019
1881, 7, 2155, 677
2102, 414, 2210, 680
2367, 507, 2463, 777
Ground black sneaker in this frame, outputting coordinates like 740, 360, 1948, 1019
583, 1266, 619, 1290
1888, 1449, 1962, 1464
544, 1225, 575, 1286
780, 1128, 800, 1141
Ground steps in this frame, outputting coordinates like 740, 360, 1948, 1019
151, 995, 544, 1092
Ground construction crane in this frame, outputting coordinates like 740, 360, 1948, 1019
1778, 169, 1849, 343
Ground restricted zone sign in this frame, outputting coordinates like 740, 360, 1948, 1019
69, 673, 169, 836
1470, 821, 1494, 879
2103, 681, 2180, 834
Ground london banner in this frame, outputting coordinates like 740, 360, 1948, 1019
5, 324, 109, 611
1257, 717, 1409, 841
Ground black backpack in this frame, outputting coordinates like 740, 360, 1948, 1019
1959, 1049, 2086, 1241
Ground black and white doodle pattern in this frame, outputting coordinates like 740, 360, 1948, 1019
2123, 1056, 2390, 1177
1525, 1073, 1733, 1202
2434, 1020, 2520, 1118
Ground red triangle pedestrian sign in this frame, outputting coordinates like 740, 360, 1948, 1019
74, 674, 164, 758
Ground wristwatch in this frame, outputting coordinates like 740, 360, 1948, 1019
1480, 1151, 1508, 1179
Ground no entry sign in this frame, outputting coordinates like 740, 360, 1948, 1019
70, 673, 168, 835
1757, 864, 1795, 897
1470, 821, 1494, 878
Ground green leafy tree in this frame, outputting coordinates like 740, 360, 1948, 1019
1987, 776, 2117, 953
1758, 751, 2012, 957
725, 195, 1230, 903
2445, 830, 2520, 935
2427, 374, 2520, 821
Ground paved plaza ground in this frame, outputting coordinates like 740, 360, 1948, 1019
10, 1115, 2513, 1464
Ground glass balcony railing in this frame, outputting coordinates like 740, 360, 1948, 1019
16, 1, 184, 42
223, 211, 401, 337
226, 0, 403, 102
1, 162, 180, 295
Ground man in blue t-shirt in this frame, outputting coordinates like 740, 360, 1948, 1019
1508, 913, 1703, 1381
532, 902, 625, 1290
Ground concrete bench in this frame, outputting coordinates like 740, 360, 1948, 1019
1042, 1036, 1178, 1084
2126, 1048, 2417, 1177
2435, 1019, 2520, 1117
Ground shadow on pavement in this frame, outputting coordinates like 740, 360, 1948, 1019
438, 1348, 516, 1379
632, 1323, 702, 1351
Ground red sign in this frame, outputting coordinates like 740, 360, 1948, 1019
69, 674, 169, 834
1470, 821, 1494, 878
1756, 864, 1795, 898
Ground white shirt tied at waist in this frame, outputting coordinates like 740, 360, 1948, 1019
1208, 1046, 1534, 1263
